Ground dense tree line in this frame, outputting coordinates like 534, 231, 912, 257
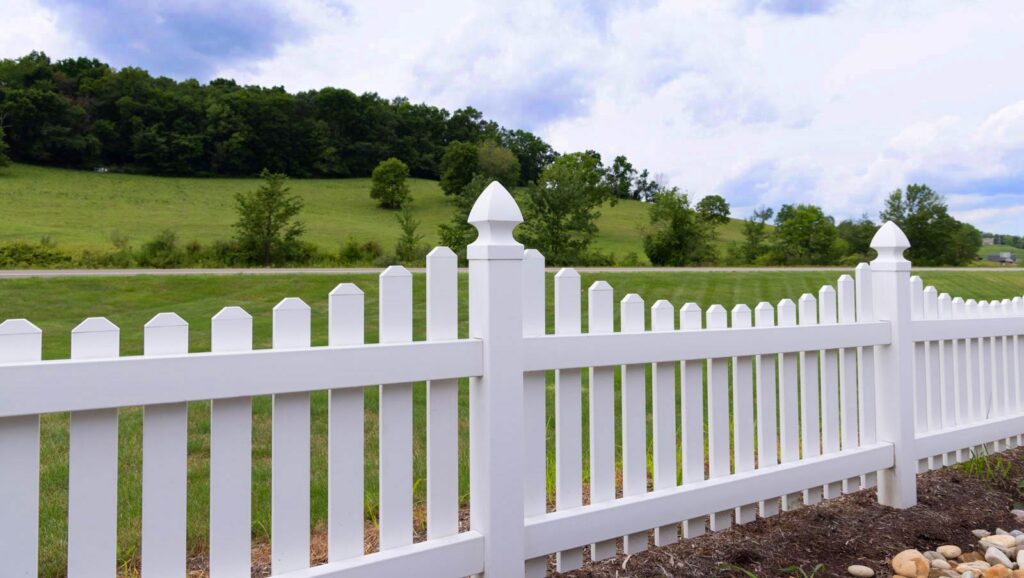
0, 52, 561, 182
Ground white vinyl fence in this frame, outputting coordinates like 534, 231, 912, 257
1, 182, 1023, 578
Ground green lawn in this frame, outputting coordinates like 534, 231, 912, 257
0, 163, 748, 265
4, 269, 1024, 576
979, 244, 1024, 266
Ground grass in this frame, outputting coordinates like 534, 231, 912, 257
979, 244, 1024, 266
0, 163, 748, 264
5, 268, 1024, 576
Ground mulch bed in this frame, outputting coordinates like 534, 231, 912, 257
558, 448, 1024, 577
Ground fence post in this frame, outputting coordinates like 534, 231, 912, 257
468, 182, 525, 577
869, 221, 917, 508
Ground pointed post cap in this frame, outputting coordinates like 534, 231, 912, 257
467, 181, 524, 260
870, 221, 911, 271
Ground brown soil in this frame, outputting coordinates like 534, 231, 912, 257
175, 449, 1024, 578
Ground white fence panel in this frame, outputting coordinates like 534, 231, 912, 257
651, 299, 678, 545
553, 268, 584, 571
588, 280, 618, 560
426, 248, 459, 540
521, 249, 548, 578
680, 303, 707, 537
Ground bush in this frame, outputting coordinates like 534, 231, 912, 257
339, 237, 384, 265
138, 229, 184, 268
0, 241, 75, 268
370, 158, 412, 209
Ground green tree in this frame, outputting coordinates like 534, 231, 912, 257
439, 141, 479, 196
643, 190, 718, 266
438, 174, 489, 261
0, 125, 10, 167
476, 140, 521, 189
696, 194, 731, 225
233, 169, 305, 266
605, 155, 636, 199
770, 204, 841, 265
394, 206, 425, 264
517, 152, 614, 265
836, 215, 877, 257
370, 157, 411, 209
739, 206, 774, 264
880, 184, 979, 266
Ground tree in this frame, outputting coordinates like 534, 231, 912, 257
642, 190, 718, 266
233, 169, 305, 266
770, 204, 841, 265
837, 215, 877, 257
394, 206, 425, 263
370, 157, 411, 209
476, 140, 520, 189
605, 155, 636, 199
880, 184, 979, 266
517, 152, 614, 265
739, 206, 774, 264
696, 194, 731, 225
632, 169, 660, 201
438, 174, 489, 261
439, 141, 479, 196
0, 125, 10, 167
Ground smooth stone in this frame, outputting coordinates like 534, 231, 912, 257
985, 536, 1019, 550
1012, 530, 1024, 537
959, 562, 992, 572
986, 565, 1012, 578
1018, 550, 1024, 568
848, 565, 874, 577
1012, 509, 1024, 523
1016, 535, 1024, 546
939, 545, 963, 559
964, 552, 988, 562
999, 529, 1012, 536
931, 559, 952, 570
988, 547, 1015, 570
894, 550, 928, 578
978, 530, 995, 538
925, 551, 944, 561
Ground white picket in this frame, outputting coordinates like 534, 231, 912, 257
621, 293, 650, 551
818, 285, 842, 498
588, 281, 617, 561
836, 276, 860, 493
652, 299, 678, 545
731, 304, 757, 524
855, 264, 878, 487
272, 298, 312, 573
966, 299, 981, 426
210, 306, 254, 578
1015, 297, 1024, 446
67, 317, 120, 578
777, 299, 803, 509
426, 248, 459, 540
979, 301, 996, 453
937, 293, 955, 457
554, 268, 583, 570
707, 304, 732, 530
951, 297, 970, 461
328, 285, 365, 561
754, 302, 780, 517
378, 267, 414, 551
142, 313, 189, 578
0, 319, 42, 578
923, 286, 943, 468
680, 303, 707, 536
522, 249, 548, 578
910, 277, 929, 472
798, 295, 822, 505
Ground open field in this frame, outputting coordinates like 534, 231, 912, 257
0, 163, 747, 264
5, 269, 1024, 576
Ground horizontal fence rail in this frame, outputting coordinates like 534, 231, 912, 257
2, 184, 1024, 578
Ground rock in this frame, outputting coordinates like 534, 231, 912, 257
938, 545, 963, 559
959, 562, 993, 573
999, 529, 1012, 536
978, 530, 995, 538
924, 551, 943, 561
964, 552, 988, 562
848, 565, 874, 577
988, 547, 1015, 569
1012, 569, 1024, 578
931, 559, 952, 570
1012, 509, 1024, 523
1017, 535, 1024, 546
894, 550, 928, 578
984, 536, 1019, 550
986, 565, 1013, 578
1012, 530, 1023, 537
1018, 549, 1024, 568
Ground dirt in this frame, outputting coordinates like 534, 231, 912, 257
175, 449, 1024, 578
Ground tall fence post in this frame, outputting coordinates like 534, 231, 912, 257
468, 182, 525, 577
870, 221, 917, 508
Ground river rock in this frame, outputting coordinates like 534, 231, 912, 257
894, 550, 928, 578
986, 565, 1012, 578
1012, 509, 1024, 523
848, 565, 874, 577
930, 558, 951, 569
978, 530, 995, 538
984, 535, 1019, 551
987, 547, 1015, 569
938, 545, 962, 559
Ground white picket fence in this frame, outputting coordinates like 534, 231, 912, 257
1, 182, 1023, 578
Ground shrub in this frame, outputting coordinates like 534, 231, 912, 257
339, 237, 384, 265
370, 158, 412, 209
0, 241, 75, 268
138, 229, 184, 268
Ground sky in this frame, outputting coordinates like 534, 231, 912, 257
3, 0, 1024, 234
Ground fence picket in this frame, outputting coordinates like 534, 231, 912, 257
1015, 297, 1024, 446
924, 286, 943, 468
426, 248, 459, 540
836, 276, 860, 494
680, 303, 708, 536
0, 319, 42, 578
818, 285, 842, 498
588, 281, 617, 560
652, 299, 678, 544
142, 313, 189, 578
798, 295, 822, 505
67, 317, 120, 578
855, 264, 878, 488
271, 298, 312, 572
378, 267, 414, 551
937, 293, 958, 462
777, 300, 803, 509
621, 293, 650, 551
979, 301, 996, 453
754, 303, 780, 517
731, 304, 757, 523
951, 297, 969, 461
910, 277, 929, 472
210, 306, 253, 577
522, 249, 548, 578
328, 284, 365, 561
707, 304, 733, 529
554, 268, 584, 570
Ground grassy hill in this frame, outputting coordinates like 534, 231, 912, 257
979, 244, 1024, 265
0, 163, 747, 264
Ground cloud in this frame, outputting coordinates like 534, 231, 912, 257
749, 0, 842, 16
39, 0, 304, 79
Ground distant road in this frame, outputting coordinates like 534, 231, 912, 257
0, 266, 1019, 278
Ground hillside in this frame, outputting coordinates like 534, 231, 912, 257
0, 163, 747, 263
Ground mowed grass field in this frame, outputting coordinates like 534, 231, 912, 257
0, 163, 747, 264
4, 269, 1024, 576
